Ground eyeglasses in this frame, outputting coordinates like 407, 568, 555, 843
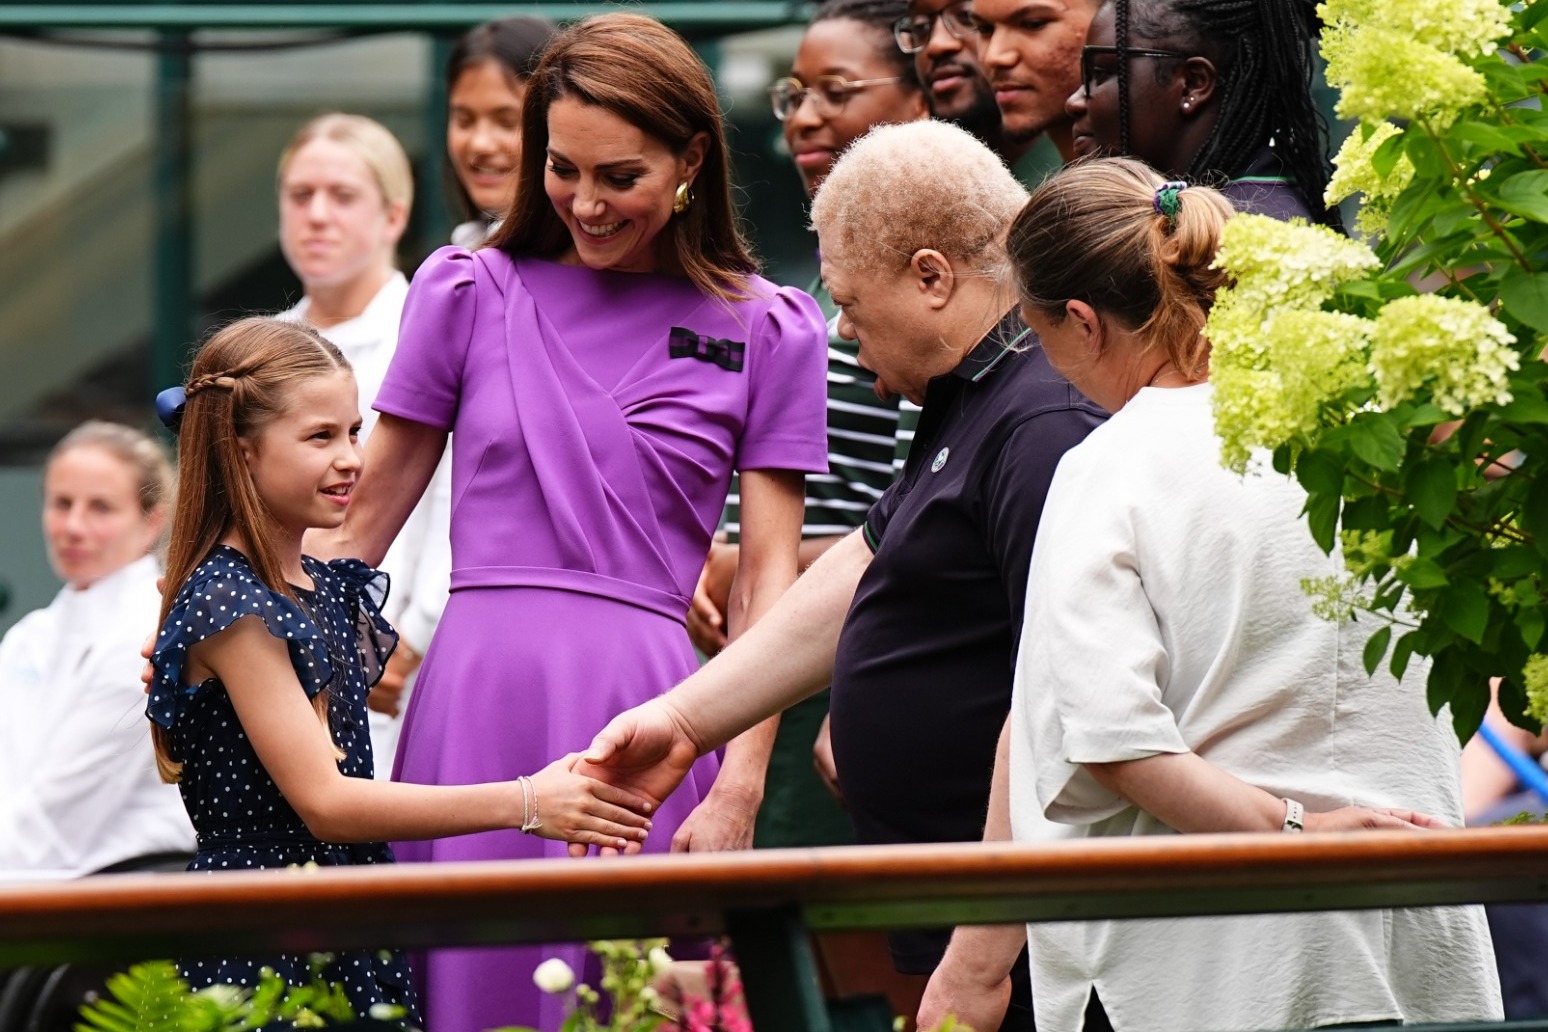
768, 74, 906, 121
893, 1, 976, 54
1079, 44, 1191, 98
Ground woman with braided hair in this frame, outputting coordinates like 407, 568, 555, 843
1067, 0, 1339, 226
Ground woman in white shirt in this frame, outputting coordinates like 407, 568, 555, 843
274, 114, 446, 777
1000, 158, 1502, 1032
0, 421, 193, 878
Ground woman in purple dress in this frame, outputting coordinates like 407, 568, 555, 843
315, 13, 829, 1031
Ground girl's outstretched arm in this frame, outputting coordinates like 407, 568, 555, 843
308, 414, 445, 566
196, 615, 655, 849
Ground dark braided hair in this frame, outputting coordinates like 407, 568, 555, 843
1114, 0, 1339, 227
811, 0, 921, 86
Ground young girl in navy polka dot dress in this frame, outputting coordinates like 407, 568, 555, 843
145, 317, 656, 1020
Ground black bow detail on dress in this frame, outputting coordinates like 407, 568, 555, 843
668, 327, 745, 372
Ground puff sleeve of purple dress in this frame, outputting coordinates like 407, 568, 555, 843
372, 245, 829, 1032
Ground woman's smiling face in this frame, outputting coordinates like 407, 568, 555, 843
543, 96, 706, 275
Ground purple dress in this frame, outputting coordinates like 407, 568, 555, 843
373, 246, 829, 1032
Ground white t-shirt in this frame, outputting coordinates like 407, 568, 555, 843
1012, 383, 1502, 1032
0, 555, 194, 879
282, 272, 452, 777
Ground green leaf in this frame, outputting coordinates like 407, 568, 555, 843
1400, 556, 1450, 589
1491, 546, 1541, 580
1295, 449, 1345, 497
1517, 605, 1546, 650
1403, 402, 1453, 428
1438, 582, 1491, 644
1451, 672, 1490, 743
1492, 170, 1548, 223
1405, 458, 1458, 529
1362, 625, 1393, 676
1498, 675, 1545, 733
1348, 416, 1405, 471
1523, 472, 1548, 559
1306, 491, 1340, 554
1390, 630, 1419, 680
1404, 131, 1449, 179
1499, 267, 1548, 333
1497, 387, 1548, 424
1450, 120, 1524, 156
1371, 126, 1407, 178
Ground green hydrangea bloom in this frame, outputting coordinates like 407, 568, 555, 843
1522, 654, 1548, 725
1322, 23, 1490, 125
1211, 306, 1373, 472
1210, 213, 1381, 313
1368, 294, 1518, 414
1326, 121, 1416, 236
1318, 0, 1511, 57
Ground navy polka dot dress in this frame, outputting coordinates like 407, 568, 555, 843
147, 545, 419, 1021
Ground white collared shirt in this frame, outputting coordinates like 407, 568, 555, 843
0, 555, 194, 879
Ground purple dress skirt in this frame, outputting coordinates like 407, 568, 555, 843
374, 247, 829, 1032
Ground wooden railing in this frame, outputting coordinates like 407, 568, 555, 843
4, 826, 1548, 1030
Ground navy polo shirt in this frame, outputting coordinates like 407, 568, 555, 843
828, 312, 1105, 973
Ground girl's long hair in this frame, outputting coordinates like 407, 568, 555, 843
153, 317, 349, 782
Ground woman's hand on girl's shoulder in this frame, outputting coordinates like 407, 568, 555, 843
528, 753, 658, 855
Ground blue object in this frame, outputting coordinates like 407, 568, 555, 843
154, 385, 186, 431
1481, 721, 1548, 805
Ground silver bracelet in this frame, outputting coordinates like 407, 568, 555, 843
519, 775, 543, 834
1281, 797, 1305, 833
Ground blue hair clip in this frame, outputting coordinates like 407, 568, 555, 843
155, 386, 187, 432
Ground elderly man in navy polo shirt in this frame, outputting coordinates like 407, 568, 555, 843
578, 121, 1103, 1032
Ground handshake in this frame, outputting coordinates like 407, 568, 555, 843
515, 697, 713, 856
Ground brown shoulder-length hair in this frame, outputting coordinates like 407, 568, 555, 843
1008, 156, 1233, 380
153, 316, 349, 782
488, 12, 759, 302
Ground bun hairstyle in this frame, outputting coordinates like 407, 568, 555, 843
490, 12, 759, 302
1008, 156, 1233, 378
153, 316, 349, 783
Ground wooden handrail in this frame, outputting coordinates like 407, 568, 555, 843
3, 826, 1547, 969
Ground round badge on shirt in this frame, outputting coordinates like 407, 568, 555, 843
931, 447, 949, 473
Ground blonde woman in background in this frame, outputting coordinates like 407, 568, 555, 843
274, 113, 449, 776
0, 421, 193, 878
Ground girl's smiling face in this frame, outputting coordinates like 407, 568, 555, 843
240, 371, 363, 536
543, 96, 706, 275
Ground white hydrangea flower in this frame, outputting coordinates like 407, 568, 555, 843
533, 957, 576, 994
1326, 121, 1416, 236
1369, 295, 1518, 414
1319, 0, 1511, 56
1321, 24, 1489, 125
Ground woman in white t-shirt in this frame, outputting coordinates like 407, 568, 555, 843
275, 113, 444, 777
0, 422, 193, 878
996, 158, 1502, 1032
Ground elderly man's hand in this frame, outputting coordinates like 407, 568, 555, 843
569, 698, 704, 857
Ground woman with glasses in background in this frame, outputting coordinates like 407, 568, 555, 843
1067, 0, 1337, 225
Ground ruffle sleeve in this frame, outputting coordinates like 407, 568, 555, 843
146, 549, 335, 730
322, 557, 398, 692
